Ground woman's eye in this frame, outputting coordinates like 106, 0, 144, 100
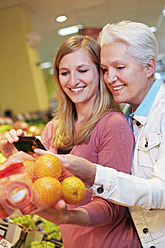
79, 69, 88, 73
117, 66, 125, 70
61, 71, 68, 76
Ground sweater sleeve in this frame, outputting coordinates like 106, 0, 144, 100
81, 112, 134, 226
82, 195, 125, 226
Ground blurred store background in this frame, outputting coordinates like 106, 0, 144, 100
0, 0, 165, 121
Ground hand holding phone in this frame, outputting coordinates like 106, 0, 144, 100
13, 136, 46, 155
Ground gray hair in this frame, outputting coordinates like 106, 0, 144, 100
98, 20, 159, 66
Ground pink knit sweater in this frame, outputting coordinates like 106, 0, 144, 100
41, 112, 141, 248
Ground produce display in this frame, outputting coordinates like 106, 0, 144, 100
8, 214, 63, 244
37, 217, 62, 241
0, 119, 46, 138
0, 124, 13, 134
30, 240, 64, 248
1, 214, 64, 247
10, 214, 35, 229
30, 240, 55, 248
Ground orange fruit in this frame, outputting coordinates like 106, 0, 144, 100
23, 157, 38, 182
61, 176, 86, 205
34, 154, 62, 180
33, 176, 62, 206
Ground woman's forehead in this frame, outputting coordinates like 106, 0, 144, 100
101, 42, 129, 61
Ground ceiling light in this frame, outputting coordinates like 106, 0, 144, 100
163, 9, 165, 16
155, 5, 165, 31
58, 25, 83, 36
56, 16, 67, 23
38, 62, 52, 69
150, 26, 157, 33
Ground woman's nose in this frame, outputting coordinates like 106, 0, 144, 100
68, 72, 79, 86
106, 70, 118, 84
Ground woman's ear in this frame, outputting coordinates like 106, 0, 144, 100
145, 58, 157, 78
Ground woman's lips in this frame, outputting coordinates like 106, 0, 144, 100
113, 85, 125, 91
70, 86, 85, 92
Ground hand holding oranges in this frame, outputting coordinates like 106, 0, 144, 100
23, 153, 86, 207
0, 153, 86, 218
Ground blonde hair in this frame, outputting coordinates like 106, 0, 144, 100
52, 35, 119, 149
98, 20, 159, 67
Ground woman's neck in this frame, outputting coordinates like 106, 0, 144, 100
75, 101, 95, 123
74, 102, 94, 133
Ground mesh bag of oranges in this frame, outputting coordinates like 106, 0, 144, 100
0, 152, 86, 218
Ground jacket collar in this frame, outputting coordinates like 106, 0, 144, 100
129, 79, 162, 125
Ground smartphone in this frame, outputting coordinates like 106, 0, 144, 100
13, 136, 46, 154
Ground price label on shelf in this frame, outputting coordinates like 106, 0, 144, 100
0, 237, 13, 248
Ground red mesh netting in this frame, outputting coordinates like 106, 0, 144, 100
0, 153, 86, 218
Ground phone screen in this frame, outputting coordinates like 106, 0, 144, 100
13, 137, 46, 154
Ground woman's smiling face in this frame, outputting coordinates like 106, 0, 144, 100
101, 41, 152, 111
59, 49, 99, 106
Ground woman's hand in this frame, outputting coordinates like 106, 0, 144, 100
0, 129, 24, 158
36, 199, 89, 226
36, 199, 69, 225
56, 154, 96, 188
